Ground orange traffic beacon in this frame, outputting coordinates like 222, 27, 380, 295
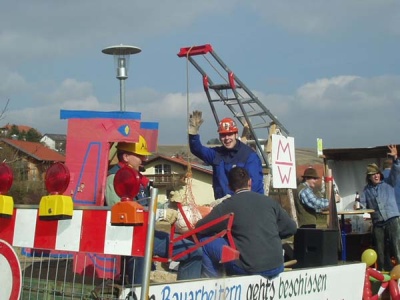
111, 166, 144, 225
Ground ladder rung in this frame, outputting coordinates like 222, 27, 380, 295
252, 123, 270, 129
245, 139, 268, 144
218, 98, 255, 105
209, 84, 242, 90
210, 98, 237, 103
238, 98, 256, 104
223, 100, 240, 105
210, 98, 256, 105
236, 110, 265, 117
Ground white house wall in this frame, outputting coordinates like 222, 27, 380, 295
40, 136, 56, 150
144, 159, 214, 206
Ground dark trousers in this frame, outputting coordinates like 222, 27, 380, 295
127, 230, 202, 284
373, 217, 400, 271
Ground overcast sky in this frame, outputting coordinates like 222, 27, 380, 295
0, 1, 399, 149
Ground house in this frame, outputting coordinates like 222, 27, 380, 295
0, 138, 65, 182
40, 133, 67, 153
143, 154, 214, 206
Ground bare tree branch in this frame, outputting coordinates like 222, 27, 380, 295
0, 98, 10, 121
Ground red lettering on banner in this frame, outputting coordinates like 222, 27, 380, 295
275, 139, 294, 184
278, 167, 292, 184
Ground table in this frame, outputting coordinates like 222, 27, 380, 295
337, 209, 374, 261
322, 209, 374, 261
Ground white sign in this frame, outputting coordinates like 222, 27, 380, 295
122, 263, 365, 300
0, 239, 22, 300
317, 138, 323, 157
271, 135, 296, 188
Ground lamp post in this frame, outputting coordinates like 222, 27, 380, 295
102, 44, 141, 111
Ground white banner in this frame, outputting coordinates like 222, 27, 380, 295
271, 135, 296, 188
122, 263, 365, 300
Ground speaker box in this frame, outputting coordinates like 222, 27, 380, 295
294, 228, 339, 268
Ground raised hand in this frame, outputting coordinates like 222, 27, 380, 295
188, 110, 204, 135
388, 144, 398, 159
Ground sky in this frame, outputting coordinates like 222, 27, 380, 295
0, 1, 399, 150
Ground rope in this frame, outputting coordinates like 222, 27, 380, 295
204, 55, 226, 82
184, 47, 196, 207
186, 47, 193, 169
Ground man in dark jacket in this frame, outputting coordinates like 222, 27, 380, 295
195, 167, 297, 278
188, 110, 264, 200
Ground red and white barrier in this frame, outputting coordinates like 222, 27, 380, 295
0, 208, 147, 256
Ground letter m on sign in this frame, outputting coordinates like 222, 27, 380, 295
271, 135, 296, 189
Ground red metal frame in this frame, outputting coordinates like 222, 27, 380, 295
153, 204, 238, 263
177, 44, 213, 57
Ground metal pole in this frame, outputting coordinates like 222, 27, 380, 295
120, 79, 125, 111
140, 187, 158, 300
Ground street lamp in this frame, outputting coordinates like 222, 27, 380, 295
102, 44, 141, 111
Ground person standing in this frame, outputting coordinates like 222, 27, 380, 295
361, 144, 400, 271
188, 110, 264, 200
294, 167, 329, 228
105, 136, 203, 284
195, 167, 297, 278
382, 158, 400, 211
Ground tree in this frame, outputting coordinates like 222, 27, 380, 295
26, 128, 42, 142
9, 124, 19, 138
5, 125, 42, 142
0, 99, 9, 122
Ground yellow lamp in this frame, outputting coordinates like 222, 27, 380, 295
0, 163, 14, 217
39, 162, 73, 220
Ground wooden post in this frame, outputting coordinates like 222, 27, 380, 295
263, 124, 276, 196
325, 167, 339, 230
264, 124, 298, 223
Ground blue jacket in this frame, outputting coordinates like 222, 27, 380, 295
189, 134, 264, 199
383, 166, 400, 211
361, 158, 400, 224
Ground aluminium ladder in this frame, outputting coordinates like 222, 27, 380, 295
177, 44, 289, 170
178, 44, 297, 222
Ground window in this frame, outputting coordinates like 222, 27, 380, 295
155, 164, 171, 183
14, 160, 28, 181
155, 164, 171, 175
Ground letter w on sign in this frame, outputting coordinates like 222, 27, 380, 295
271, 135, 296, 189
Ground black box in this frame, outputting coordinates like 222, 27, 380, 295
294, 228, 339, 268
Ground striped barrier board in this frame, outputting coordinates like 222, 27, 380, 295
0, 208, 148, 256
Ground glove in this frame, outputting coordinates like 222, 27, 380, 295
188, 110, 204, 135
209, 194, 231, 208
156, 208, 178, 224
169, 190, 185, 203
164, 208, 178, 224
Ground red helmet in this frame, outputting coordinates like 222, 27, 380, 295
218, 118, 238, 134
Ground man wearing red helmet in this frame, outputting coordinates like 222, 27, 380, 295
188, 110, 264, 200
